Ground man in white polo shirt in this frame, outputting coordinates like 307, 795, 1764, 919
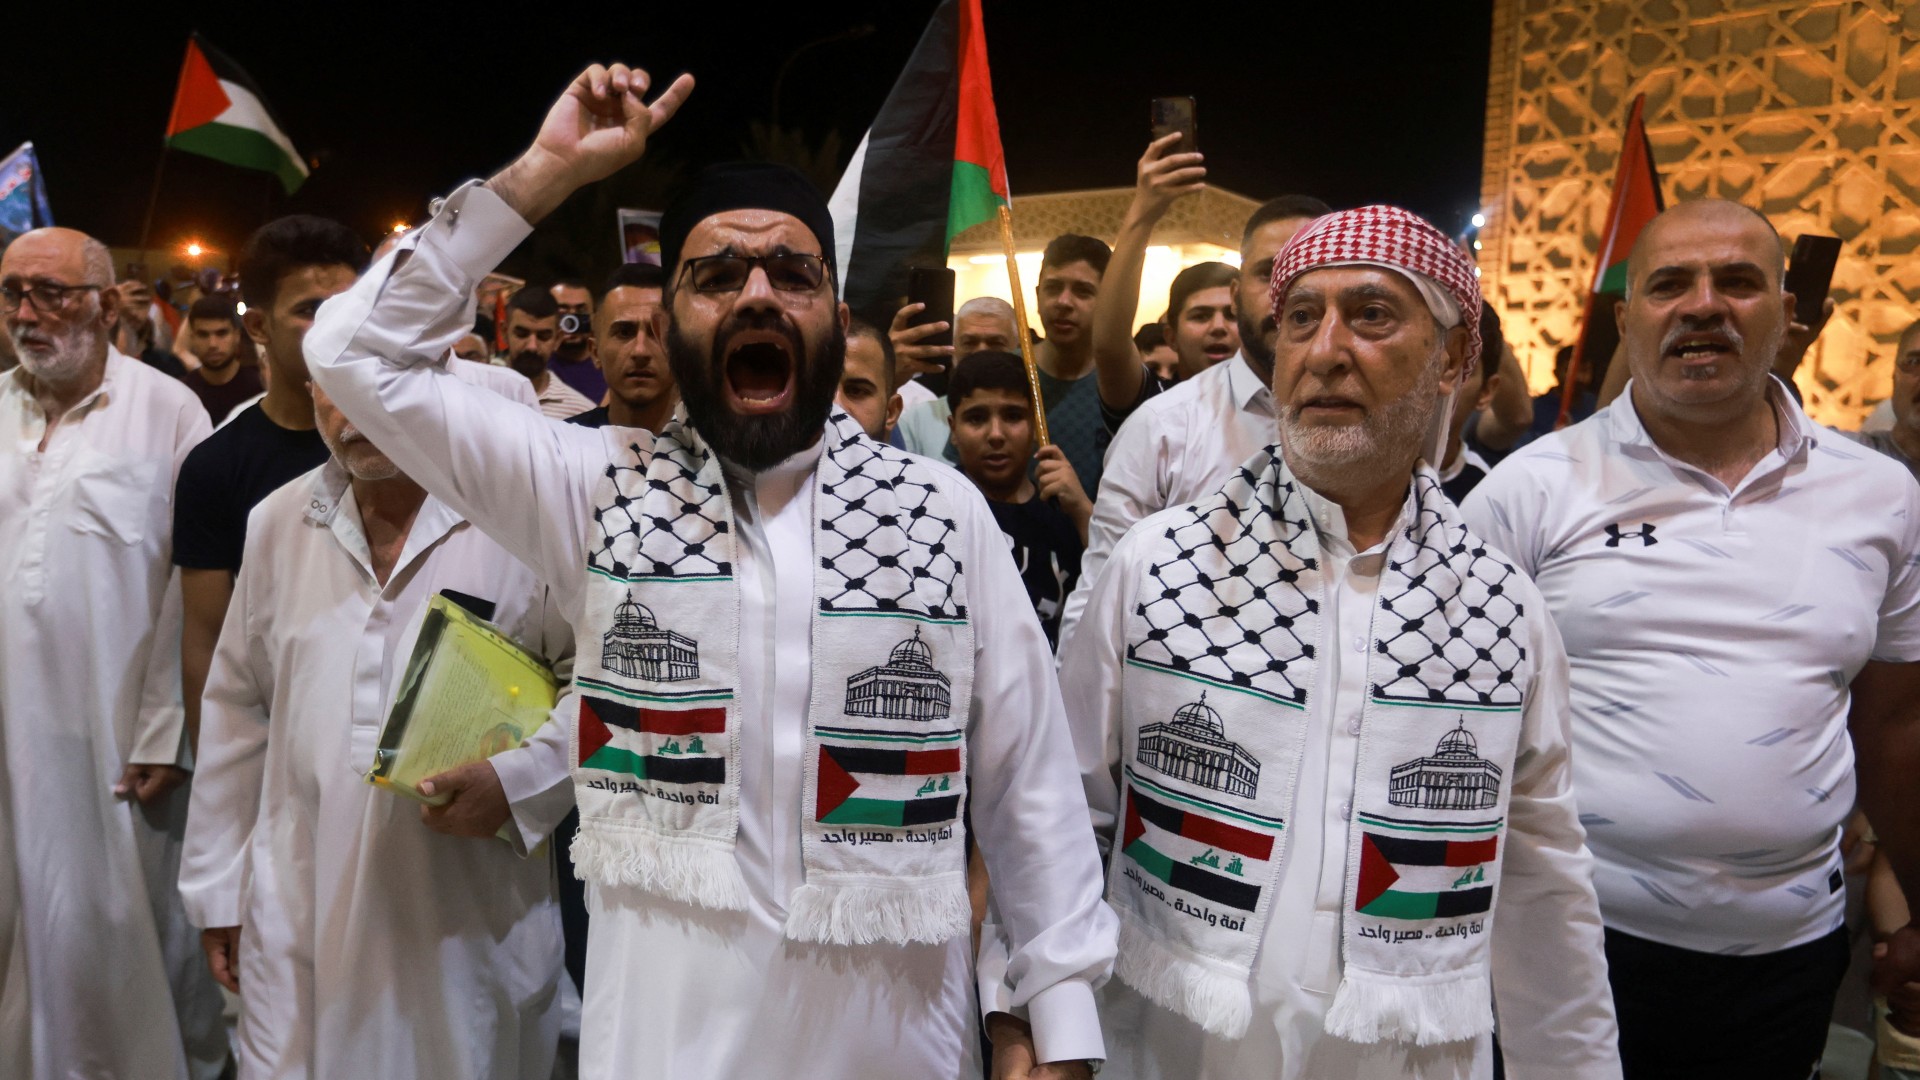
1463, 199, 1920, 1078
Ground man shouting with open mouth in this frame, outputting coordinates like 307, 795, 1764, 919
304, 61, 1115, 1080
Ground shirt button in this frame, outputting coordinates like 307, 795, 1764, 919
1340, 801, 1353, 821
1351, 635, 1366, 652
1347, 715, 1362, 736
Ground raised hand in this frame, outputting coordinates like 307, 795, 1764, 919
1128, 131, 1207, 227
1034, 444, 1092, 543
489, 63, 696, 225
889, 302, 954, 382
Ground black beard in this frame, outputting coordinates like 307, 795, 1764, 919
667, 313, 844, 472
509, 349, 547, 380
555, 338, 590, 363
1237, 308, 1275, 382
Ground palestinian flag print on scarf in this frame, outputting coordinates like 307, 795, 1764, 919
577, 695, 727, 785
814, 741, 963, 828
1120, 770, 1283, 915
1354, 813, 1501, 920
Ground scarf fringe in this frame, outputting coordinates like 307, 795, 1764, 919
1114, 915, 1253, 1039
783, 876, 970, 946
571, 822, 749, 912
1322, 968, 1494, 1046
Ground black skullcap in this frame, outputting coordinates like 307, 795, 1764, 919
658, 162, 836, 281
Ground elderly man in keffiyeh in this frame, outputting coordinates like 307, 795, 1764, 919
1025, 205, 1623, 1078
303, 64, 1115, 1079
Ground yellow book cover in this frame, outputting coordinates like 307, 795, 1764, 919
368, 594, 559, 806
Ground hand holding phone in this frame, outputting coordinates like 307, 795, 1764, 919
906, 266, 956, 354
1150, 96, 1198, 155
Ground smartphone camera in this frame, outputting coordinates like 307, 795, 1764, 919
558, 312, 589, 335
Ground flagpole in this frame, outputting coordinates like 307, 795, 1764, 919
996, 203, 1049, 448
1560, 93, 1652, 430
137, 148, 170, 254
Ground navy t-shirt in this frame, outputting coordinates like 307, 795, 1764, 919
986, 494, 1083, 648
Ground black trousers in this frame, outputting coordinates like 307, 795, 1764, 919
1605, 925, 1851, 1080
555, 808, 590, 994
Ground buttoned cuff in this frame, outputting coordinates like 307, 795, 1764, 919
1027, 978, 1105, 1066
422, 181, 536, 285
178, 878, 242, 931
129, 705, 187, 767
490, 739, 572, 857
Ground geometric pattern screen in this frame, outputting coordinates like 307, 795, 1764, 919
1480, 0, 1920, 426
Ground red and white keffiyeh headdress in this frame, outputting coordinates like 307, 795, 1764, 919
1269, 204, 1483, 376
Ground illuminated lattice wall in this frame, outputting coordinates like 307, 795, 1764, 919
1480, 0, 1920, 427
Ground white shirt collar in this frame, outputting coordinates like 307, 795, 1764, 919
303, 458, 466, 583
1226, 352, 1274, 417
1608, 374, 1813, 462
1293, 469, 1420, 559
6, 346, 125, 417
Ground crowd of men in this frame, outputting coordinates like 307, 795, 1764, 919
3, 59, 1920, 1080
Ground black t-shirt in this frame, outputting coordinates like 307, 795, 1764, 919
986, 494, 1084, 648
172, 402, 330, 572
138, 346, 188, 381
183, 363, 264, 424
567, 405, 610, 428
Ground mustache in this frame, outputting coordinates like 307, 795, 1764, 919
712, 311, 804, 364
1659, 316, 1743, 356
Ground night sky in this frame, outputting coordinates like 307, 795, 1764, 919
9, 3, 1492, 278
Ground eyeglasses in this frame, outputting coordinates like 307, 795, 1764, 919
0, 279, 103, 314
677, 253, 826, 295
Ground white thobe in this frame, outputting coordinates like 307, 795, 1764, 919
302, 180, 1117, 1077
178, 460, 575, 1079
1057, 485, 1622, 1079
0, 350, 226, 1079
1058, 353, 1275, 653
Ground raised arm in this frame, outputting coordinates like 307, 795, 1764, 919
1091, 135, 1205, 411
305, 64, 692, 606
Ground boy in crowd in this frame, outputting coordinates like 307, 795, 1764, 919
946, 351, 1089, 646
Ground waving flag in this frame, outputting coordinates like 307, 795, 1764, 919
829, 0, 1010, 327
1562, 93, 1662, 425
165, 34, 309, 193
0, 143, 53, 244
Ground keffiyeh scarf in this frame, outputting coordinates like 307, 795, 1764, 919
1111, 449, 1531, 1045
568, 409, 974, 946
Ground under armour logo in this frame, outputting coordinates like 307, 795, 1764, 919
1603, 522, 1658, 548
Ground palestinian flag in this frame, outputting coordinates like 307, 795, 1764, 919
1562, 92, 1662, 425
815, 744, 962, 827
1355, 831, 1499, 921
165, 34, 309, 194
577, 695, 726, 785
1120, 774, 1282, 913
828, 0, 1010, 328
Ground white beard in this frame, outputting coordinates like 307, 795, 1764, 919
1280, 356, 1444, 493
13, 320, 103, 386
